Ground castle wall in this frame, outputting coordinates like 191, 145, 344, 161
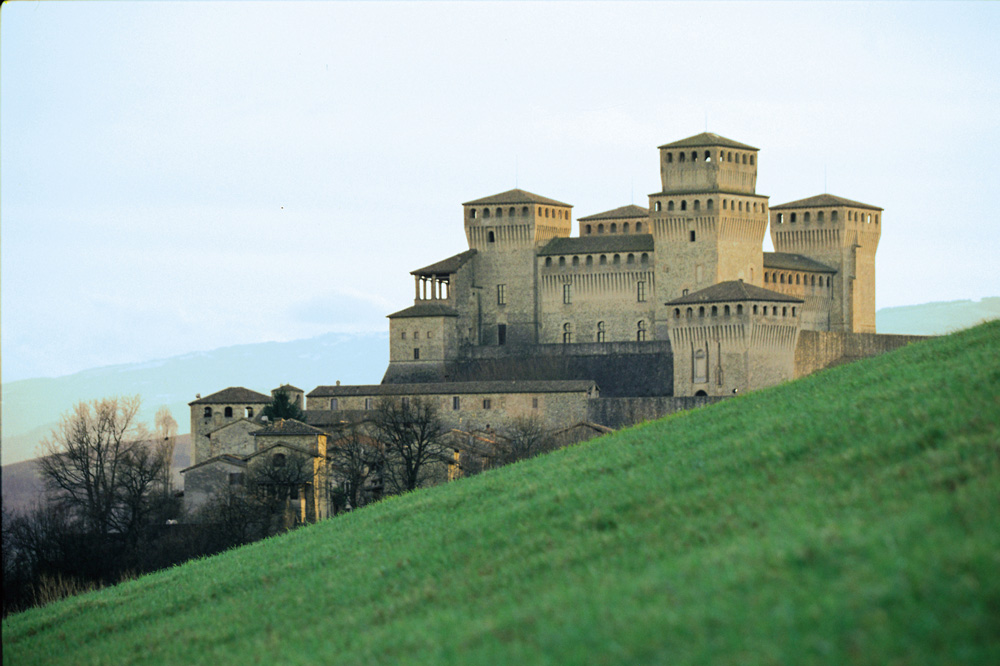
587, 395, 727, 429
190, 400, 269, 465
794, 330, 927, 378
763, 269, 835, 331
207, 420, 262, 458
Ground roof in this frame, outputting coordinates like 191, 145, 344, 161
658, 132, 758, 151
666, 280, 803, 305
386, 303, 460, 319
770, 193, 882, 211
180, 454, 246, 474
246, 442, 320, 461
308, 380, 598, 398
252, 418, 328, 437
463, 188, 571, 208
411, 249, 477, 277
764, 252, 837, 273
189, 387, 272, 405
538, 234, 655, 256
578, 205, 649, 222
275, 384, 303, 393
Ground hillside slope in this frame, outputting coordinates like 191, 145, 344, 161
4, 322, 1000, 665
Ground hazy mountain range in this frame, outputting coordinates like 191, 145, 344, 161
3, 298, 998, 468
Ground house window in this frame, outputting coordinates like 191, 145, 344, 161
498, 324, 506, 346
204, 407, 212, 418
596, 321, 606, 343
483, 398, 491, 410
563, 323, 572, 344
488, 230, 495, 243
690, 230, 696, 242
637, 281, 646, 302
532, 397, 539, 409
497, 284, 506, 305
401, 331, 407, 339
365, 398, 374, 410
413, 348, 420, 360
245, 407, 254, 418
636, 320, 647, 342
453, 396, 460, 410
563, 284, 572, 304
330, 398, 338, 410
224, 406, 233, 418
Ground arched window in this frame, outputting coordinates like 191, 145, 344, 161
596, 321, 605, 343
826, 276, 831, 287
586, 255, 593, 266
777, 213, 783, 223
686, 307, 693, 318
496, 208, 503, 218
704, 150, 711, 161
484, 208, 491, 218
572, 256, 579, 266
711, 306, 718, 316
636, 222, 643, 232
736, 304, 743, 315
780, 274, 785, 284
613, 254, 621, 265
681, 200, 687, 211
699, 306, 705, 317
723, 199, 728, 210
488, 230, 495, 243
691, 151, 697, 161
742, 154, 747, 164
875, 214, 880, 224
790, 213, 797, 223
521, 206, 529, 216
623, 223, 629, 233
724, 304, 731, 316
203, 407, 212, 418
817, 211, 824, 222
544, 208, 550, 218
600, 255, 607, 265
707, 199, 714, 210
224, 406, 233, 418
509, 207, 515, 217
469, 208, 477, 219
246, 407, 254, 418
831, 211, 838, 222
636, 320, 647, 341
738, 201, 743, 212
586, 224, 592, 234
666, 152, 673, 163
679, 152, 686, 163
753, 304, 758, 314
764, 272, 769, 283
811, 275, 816, 286
804, 212, 810, 223
674, 308, 681, 318
559, 257, 566, 267
727, 152, 733, 162
610, 223, 617, 233
598, 224, 605, 234
796, 274, 800, 285
750, 155, 755, 165
694, 200, 700, 211
562, 322, 572, 344
867, 214, 872, 223
545, 257, 552, 267
782, 307, 787, 317
641, 253, 649, 264
654, 201, 662, 212
792, 307, 797, 317
627, 253, 635, 264
668, 201, 675, 211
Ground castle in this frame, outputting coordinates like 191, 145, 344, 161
183, 132, 919, 519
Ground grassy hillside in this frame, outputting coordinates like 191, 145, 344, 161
5, 322, 999, 665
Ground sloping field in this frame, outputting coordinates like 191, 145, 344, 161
5, 322, 999, 665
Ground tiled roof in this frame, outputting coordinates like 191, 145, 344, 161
666, 280, 803, 305
538, 234, 655, 256
386, 303, 459, 319
189, 387, 272, 405
770, 193, 882, 211
308, 380, 598, 398
764, 252, 837, 273
578, 205, 649, 222
411, 249, 477, 277
252, 418, 328, 437
275, 384, 303, 393
180, 454, 246, 474
463, 188, 572, 208
658, 132, 758, 151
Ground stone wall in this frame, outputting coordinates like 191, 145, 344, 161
587, 395, 727, 429
794, 330, 928, 378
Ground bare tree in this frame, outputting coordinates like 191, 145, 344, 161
38, 396, 168, 538
328, 425, 383, 510
372, 397, 449, 493
154, 406, 178, 495
493, 415, 555, 465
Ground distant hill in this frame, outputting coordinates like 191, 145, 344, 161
5, 321, 998, 664
1, 332, 387, 466
877, 297, 1000, 335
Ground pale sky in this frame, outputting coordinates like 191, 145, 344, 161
3, 1, 998, 382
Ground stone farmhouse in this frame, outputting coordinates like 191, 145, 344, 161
183, 131, 922, 518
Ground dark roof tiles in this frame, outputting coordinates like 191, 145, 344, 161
411, 249, 477, 277
463, 188, 571, 208
764, 252, 837, 273
658, 132, 758, 151
538, 234, 654, 256
386, 303, 460, 319
666, 280, 802, 305
190, 387, 272, 405
578, 205, 649, 222
770, 193, 882, 211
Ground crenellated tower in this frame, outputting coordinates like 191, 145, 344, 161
769, 194, 882, 333
648, 133, 769, 337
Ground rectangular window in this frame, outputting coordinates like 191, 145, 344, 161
452, 396, 460, 410
483, 398, 491, 410
532, 397, 539, 409
563, 283, 572, 304
498, 323, 506, 346
365, 398, 374, 410
497, 284, 506, 305
330, 398, 339, 410
413, 348, 420, 360
637, 281, 646, 302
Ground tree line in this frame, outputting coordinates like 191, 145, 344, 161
2, 392, 555, 616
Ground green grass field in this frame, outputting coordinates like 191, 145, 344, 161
5, 322, 999, 665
